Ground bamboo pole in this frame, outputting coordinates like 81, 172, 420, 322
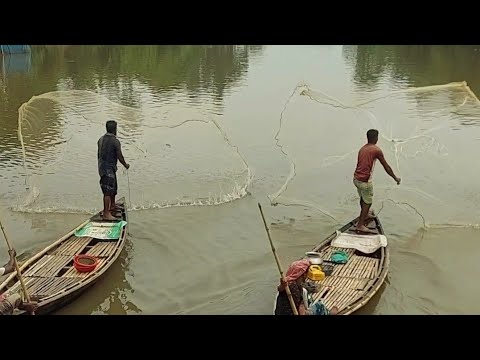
0, 218, 34, 315
258, 203, 298, 315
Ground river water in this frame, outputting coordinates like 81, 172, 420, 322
1, 45, 480, 315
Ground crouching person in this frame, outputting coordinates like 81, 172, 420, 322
0, 249, 38, 315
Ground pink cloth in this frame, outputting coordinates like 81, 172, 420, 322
284, 259, 310, 283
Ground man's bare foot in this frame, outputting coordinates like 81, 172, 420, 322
102, 212, 119, 221
330, 306, 339, 315
101, 210, 121, 216
109, 209, 122, 216
355, 225, 376, 234
355, 217, 375, 227
101, 211, 120, 218
355, 211, 375, 226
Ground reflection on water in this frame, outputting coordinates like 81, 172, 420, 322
2, 46, 263, 214
0, 45, 479, 315
1, 53, 31, 77
344, 45, 480, 92
0, 45, 264, 157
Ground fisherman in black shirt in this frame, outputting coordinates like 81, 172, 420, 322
97, 120, 130, 220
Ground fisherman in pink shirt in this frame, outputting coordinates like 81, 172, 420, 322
274, 259, 338, 315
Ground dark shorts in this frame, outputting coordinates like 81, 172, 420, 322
100, 170, 117, 196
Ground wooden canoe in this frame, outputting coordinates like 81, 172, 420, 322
0, 197, 128, 315
273, 215, 389, 315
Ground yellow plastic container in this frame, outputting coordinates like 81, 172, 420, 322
307, 265, 325, 281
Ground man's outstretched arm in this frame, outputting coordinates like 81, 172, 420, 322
116, 141, 130, 169
377, 151, 401, 184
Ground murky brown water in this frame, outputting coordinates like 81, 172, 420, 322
1, 45, 480, 315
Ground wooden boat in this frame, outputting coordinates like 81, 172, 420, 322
0, 197, 128, 315
273, 215, 389, 315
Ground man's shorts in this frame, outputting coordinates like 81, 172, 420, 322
100, 170, 117, 196
353, 178, 373, 205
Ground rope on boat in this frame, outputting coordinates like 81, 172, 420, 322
126, 169, 131, 210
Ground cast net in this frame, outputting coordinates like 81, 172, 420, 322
268, 81, 480, 229
13, 89, 252, 214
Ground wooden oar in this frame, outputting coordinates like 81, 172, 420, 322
258, 203, 298, 315
0, 218, 34, 315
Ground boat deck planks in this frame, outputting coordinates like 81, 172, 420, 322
0, 198, 128, 315
274, 217, 389, 315
53, 236, 92, 256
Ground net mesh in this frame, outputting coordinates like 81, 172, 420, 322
268, 81, 480, 228
11, 80, 480, 229
14, 90, 252, 214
